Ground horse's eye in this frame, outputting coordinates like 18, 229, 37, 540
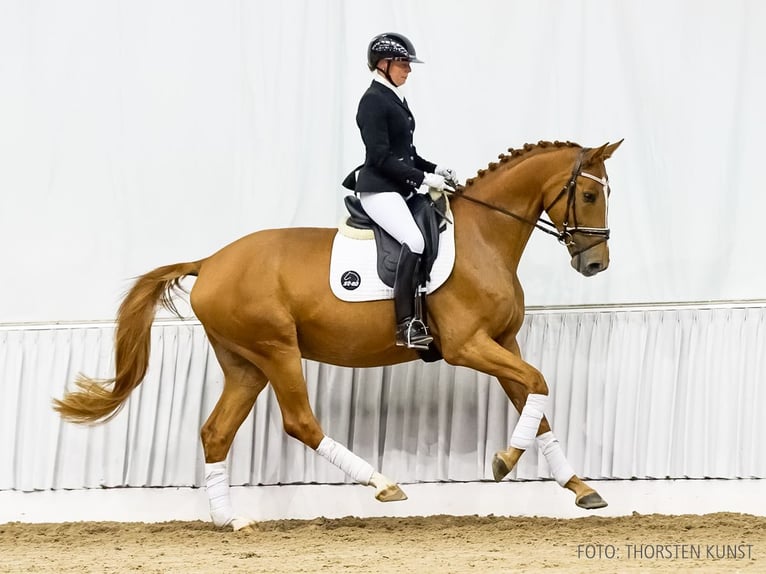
583, 192, 597, 203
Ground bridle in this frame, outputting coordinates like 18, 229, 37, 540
448, 149, 610, 257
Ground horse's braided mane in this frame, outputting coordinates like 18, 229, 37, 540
465, 140, 582, 187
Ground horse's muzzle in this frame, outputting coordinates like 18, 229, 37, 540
571, 251, 609, 277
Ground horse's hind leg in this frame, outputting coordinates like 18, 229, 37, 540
260, 347, 407, 503
201, 337, 268, 530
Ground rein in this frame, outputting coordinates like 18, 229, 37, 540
446, 149, 610, 255
447, 186, 565, 241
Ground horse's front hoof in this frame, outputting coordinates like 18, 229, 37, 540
492, 453, 511, 482
375, 484, 408, 502
492, 449, 522, 482
576, 492, 608, 510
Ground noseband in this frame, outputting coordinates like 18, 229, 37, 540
449, 149, 610, 257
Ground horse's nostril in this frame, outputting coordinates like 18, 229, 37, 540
586, 262, 603, 275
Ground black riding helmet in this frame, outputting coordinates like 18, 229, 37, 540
367, 33, 423, 77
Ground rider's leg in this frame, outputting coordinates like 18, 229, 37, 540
358, 192, 431, 348
358, 192, 425, 254
392, 243, 432, 347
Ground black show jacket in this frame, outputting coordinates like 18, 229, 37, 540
353, 80, 436, 195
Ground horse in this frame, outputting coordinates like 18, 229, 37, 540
54, 139, 623, 531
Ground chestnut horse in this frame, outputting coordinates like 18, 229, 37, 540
54, 139, 622, 530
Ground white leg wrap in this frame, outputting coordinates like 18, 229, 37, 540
316, 436, 375, 485
509, 393, 547, 450
205, 461, 236, 528
537, 431, 576, 487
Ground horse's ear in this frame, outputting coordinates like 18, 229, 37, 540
584, 139, 624, 166
602, 139, 624, 160
583, 143, 609, 167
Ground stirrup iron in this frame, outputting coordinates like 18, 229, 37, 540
396, 319, 433, 350
396, 289, 433, 350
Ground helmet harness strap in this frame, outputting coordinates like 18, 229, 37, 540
377, 60, 396, 86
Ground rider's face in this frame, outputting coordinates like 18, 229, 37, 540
385, 60, 411, 87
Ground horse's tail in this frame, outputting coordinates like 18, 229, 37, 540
52, 260, 203, 424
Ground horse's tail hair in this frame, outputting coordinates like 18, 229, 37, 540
52, 260, 203, 424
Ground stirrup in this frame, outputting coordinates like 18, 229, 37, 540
396, 319, 433, 350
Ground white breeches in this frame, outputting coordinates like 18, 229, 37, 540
358, 191, 425, 254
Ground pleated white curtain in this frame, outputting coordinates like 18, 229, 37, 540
3, 304, 763, 493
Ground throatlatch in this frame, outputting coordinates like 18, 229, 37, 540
393, 243, 433, 349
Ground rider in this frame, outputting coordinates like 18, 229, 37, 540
346, 32, 456, 349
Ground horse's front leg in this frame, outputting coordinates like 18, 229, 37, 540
497, 379, 608, 509
494, 339, 607, 509
442, 333, 550, 481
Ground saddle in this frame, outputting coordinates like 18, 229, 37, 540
343, 192, 450, 288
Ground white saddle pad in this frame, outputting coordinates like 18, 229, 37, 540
329, 218, 456, 302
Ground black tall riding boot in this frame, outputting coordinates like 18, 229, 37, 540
393, 243, 433, 349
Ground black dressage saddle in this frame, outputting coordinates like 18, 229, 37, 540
343, 192, 449, 288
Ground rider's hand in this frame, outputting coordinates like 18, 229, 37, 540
435, 165, 458, 184
422, 172, 455, 192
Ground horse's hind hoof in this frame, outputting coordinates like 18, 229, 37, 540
576, 492, 608, 510
375, 484, 408, 502
231, 517, 257, 532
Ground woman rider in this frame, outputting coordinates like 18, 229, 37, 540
346, 32, 456, 349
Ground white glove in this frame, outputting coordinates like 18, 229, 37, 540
435, 165, 458, 183
422, 172, 455, 192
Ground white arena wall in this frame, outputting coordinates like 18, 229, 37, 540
2, 301, 764, 523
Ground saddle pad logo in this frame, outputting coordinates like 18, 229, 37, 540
341, 270, 361, 290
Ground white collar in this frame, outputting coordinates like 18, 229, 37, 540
372, 70, 405, 102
